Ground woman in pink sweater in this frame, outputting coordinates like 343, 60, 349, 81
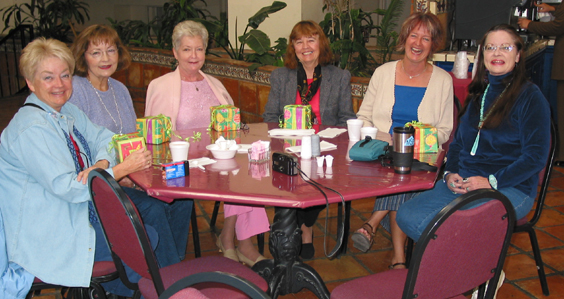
145, 20, 268, 266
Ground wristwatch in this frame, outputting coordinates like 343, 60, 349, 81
489, 174, 498, 190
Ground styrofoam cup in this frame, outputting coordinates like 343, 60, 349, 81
360, 126, 378, 139
346, 119, 363, 141
170, 141, 190, 162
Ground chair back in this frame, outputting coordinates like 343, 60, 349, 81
525, 120, 556, 226
89, 168, 165, 294
403, 189, 515, 299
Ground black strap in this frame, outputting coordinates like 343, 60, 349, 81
23, 103, 46, 111
359, 136, 372, 148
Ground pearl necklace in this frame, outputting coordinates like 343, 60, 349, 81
401, 60, 427, 79
88, 78, 123, 134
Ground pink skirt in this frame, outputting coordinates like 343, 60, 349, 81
224, 204, 270, 240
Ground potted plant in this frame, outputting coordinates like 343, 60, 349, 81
1, 0, 90, 42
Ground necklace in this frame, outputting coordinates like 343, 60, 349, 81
402, 60, 427, 79
87, 78, 123, 134
470, 83, 510, 156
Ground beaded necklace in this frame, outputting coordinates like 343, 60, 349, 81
88, 78, 123, 134
470, 83, 510, 156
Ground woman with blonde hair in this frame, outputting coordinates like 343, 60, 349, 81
353, 12, 453, 269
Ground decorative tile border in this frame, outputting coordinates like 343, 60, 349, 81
129, 48, 369, 97
202, 63, 271, 85
130, 51, 176, 68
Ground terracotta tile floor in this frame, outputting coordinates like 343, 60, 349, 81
3, 94, 563, 299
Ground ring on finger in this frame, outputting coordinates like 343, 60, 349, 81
466, 187, 470, 191
450, 182, 455, 188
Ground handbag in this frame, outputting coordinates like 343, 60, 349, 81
349, 136, 389, 161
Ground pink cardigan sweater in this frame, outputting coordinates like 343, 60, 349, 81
145, 69, 233, 129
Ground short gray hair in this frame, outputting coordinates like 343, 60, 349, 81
172, 20, 209, 51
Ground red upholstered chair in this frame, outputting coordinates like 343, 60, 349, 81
331, 189, 515, 299
88, 169, 268, 299
157, 272, 270, 299
26, 262, 118, 299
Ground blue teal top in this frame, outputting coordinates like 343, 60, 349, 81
445, 73, 551, 198
0, 94, 117, 287
389, 85, 426, 134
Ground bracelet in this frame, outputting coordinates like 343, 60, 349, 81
443, 171, 452, 183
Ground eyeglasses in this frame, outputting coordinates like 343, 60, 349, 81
86, 48, 118, 59
483, 44, 514, 53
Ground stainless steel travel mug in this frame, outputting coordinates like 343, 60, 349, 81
392, 126, 415, 174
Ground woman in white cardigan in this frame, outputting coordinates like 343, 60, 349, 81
145, 20, 269, 267
353, 12, 453, 269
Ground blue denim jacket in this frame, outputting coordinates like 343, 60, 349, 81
0, 94, 116, 287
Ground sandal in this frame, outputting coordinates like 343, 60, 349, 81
351, 223, 375, 252
388, 262, 407, 270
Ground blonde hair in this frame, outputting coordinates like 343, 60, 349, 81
172, 20, 209, 51
20, 37, 75, 80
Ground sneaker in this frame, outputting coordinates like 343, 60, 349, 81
471, 270, 505, 299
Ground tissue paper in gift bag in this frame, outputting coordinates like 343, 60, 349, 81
136, 115, 172, 144
112, 133, 146, 162
283, 105, 312, 129
405, 121, 439, 153
210, 105, 240, 131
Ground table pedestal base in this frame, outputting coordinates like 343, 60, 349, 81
253, 207, 330, 299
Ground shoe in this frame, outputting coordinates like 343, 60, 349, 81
236, 249, 266, 267
351, 223, 375, 252
388, 262, 407, 270
216, 237, 239, 262
470, 270, 505, 299
300, 243, 315, 259
300, 229, 315, 259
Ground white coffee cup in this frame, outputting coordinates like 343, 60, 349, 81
360, 126, 378, 139
169, 141, 190, 162
346, 119, 364, 141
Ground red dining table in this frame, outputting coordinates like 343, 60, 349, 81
128, 122, 445, 299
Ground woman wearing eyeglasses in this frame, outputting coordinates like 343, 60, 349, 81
397, 24, 550, 243
68, 25, 193, 273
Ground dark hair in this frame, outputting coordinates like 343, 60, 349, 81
396, 12, 444, 55
462, 24, 526, 129
284, 20, 333, 69
71, 24, 131, 77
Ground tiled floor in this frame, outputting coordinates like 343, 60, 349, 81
3, 94, 563, 299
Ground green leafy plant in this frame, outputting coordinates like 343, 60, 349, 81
109, 0, 211, 49
320, 0, 403, 77
199, 1, 286, 61
1, 0, 90, 42
320, 0, 379, 77
156, 0, 212, 49
107, 18, 157, 48
372, 0, 404, 65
